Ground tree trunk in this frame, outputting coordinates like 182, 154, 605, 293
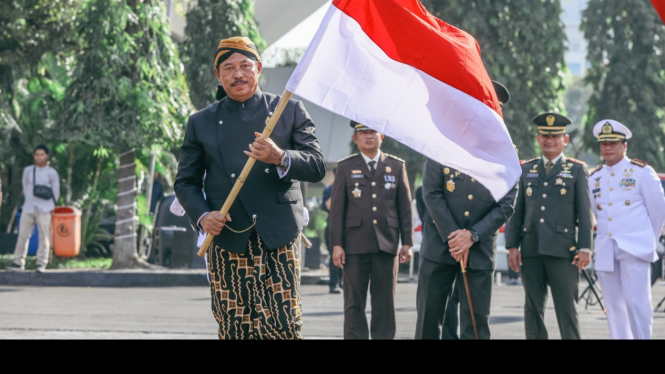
111, 148, 150, 269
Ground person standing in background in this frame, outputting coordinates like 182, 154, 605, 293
322, 170, 342, 294
8, 145, 60, 273
329, 121, 413, 340
589, 119, 665, 339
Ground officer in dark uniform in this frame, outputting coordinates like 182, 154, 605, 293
415, 81, 513, 340
505, 112, 593, 340
415, 157, 517, 339
329, 121, 413, 340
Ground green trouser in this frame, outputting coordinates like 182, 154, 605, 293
416, 258, 493, 339
521, 255, 580, 339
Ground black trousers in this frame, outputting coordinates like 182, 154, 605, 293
343, 252, 398, 339
521, 255, 580, 340
441, 282, 460, 340
416, 257, 493, 339
324, 225, 342, 289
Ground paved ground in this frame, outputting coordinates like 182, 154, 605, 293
1, 282, 664, 339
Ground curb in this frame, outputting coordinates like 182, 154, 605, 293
0, 268, 328, 288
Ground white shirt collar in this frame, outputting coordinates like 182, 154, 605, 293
360, 150, 381, 170
606, 156, 630, 171
542, 153, 564, 166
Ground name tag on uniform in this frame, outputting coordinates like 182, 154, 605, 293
592, 188, 600, 193
351, 174, 364, 179
526, 173, 538, 178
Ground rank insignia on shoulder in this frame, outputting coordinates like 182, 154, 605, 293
590, 165, 603, 176
568, 157, 586, 165
523, 157, 539, 164
386, 154, 405, 162
630, 158, 648, 168
337, 154, 358, 163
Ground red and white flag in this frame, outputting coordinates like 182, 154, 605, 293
652, 0, 665, 24
287, 0, 520, 200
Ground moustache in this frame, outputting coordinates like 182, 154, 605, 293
232, 80, 249, 86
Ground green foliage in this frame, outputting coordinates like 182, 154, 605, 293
422, 0, 568, 159
0, 0, 78, 120
0, 254, 112, 269
582, 0, 665, 169
58, 0, 193, 151
180, 0, 266, 109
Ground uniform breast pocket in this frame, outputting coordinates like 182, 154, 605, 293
478, 188, 495, 203
554, 185, 574, 201
347, 179, 366, 195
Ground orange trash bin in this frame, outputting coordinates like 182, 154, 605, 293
51, 207, 82, 257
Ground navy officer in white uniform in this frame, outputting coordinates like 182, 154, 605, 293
589, 119, 665, 339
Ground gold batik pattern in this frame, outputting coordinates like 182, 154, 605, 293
207, 229, 302, 340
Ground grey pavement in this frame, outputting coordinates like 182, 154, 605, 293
0, 282, 664, 339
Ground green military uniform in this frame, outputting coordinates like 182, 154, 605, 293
416, 160, 517, 339
505, 113, 593, 340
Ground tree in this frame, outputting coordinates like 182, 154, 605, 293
180, 0, 266, 109
58, 0, 193, 268
582, 0, 665, 168
422, 0, 568, 159
0, 0, 79, 228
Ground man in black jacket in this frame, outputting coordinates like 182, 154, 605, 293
415, 160, 517, 339
174, 37, 326, 340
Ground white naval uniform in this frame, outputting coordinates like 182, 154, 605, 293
589, 157, 665, 339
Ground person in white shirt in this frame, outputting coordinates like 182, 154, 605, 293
589, 119, 665, 339
9, 145, 60, 273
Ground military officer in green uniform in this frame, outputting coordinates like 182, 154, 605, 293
505, 113, 593, 340
415, 160, 518, 339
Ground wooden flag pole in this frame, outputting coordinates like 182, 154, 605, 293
197, 89, 293, 258
460, 259, 479, 340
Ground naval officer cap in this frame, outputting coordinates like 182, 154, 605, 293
593, 119, 632, 142
350, 120, 371, 132
492, 81, 510, 105
532, 112, 572, 135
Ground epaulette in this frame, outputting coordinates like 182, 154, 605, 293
631, 158, 648, 168
523, 157, 539, 164
568, 157, 586, 165
590, 164, 603, 176
386, 154, 405, 163
337, 154, 358, 163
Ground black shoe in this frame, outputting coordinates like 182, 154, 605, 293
329, 287, 341, 294
7, 263, 24, 271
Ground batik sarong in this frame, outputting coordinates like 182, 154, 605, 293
207, 229, 302, 339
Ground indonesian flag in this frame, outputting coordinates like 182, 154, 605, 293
286, 0, 521, 199
652, 0, 665, 24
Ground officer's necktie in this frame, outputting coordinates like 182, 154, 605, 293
545, 160, 553, 175
368, 161, 377, 176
